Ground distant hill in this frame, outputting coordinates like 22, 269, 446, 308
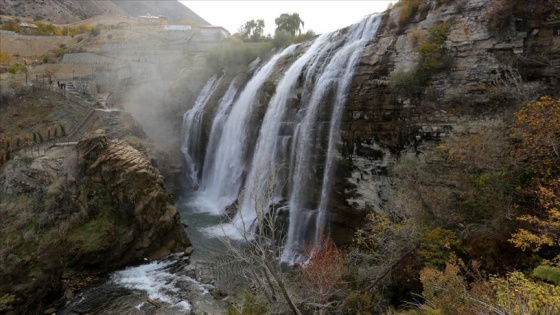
0, 0, 209, 25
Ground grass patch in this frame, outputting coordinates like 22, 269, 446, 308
66, 217, 113, 253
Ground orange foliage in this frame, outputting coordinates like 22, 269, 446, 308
302, 236, 348, 305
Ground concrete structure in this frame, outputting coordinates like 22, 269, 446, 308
138, 14, 166, 25
197, 26, 230, 39
164, 25, 191, 31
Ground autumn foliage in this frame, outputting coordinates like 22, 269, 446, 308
511, 96, 560, 179
302, 237, 348, 308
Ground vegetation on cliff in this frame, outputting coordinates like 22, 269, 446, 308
207, 12, 315, 75
347, 96, 560, 313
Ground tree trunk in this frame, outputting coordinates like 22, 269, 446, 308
263, 259, 302, 315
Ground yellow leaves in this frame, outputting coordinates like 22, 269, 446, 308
510, 177, 560, 251
509, 228, 554, 251
416, 262, 560, 314
490, 271, 560, 314
511, 96, 560, 179
419, 228, 462, 267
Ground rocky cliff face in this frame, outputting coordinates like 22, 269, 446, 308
0, 130, 189, 313
345, 0, 560, 152
336, 0, 560, 232
0, 0, 209, 25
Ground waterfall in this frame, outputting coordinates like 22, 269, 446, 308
182, 14, 383, 262
193, 45, 298, 214
314, 15, 382, 250
234, 34, 333, 231
283, 14, 383, 263
181, 75, 222, 188
200, 79, 239, 188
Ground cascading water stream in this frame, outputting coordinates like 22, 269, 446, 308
193, 45, 298, 214
234, 34, 332, 231
181, 75, 222, 188
313, 15, 382, 249
283, 14, 383, 263
200, 79, 239, 188
57, 13, 387, 315
183, 14, 383, 263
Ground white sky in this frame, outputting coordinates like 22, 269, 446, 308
180, 1, 396, 35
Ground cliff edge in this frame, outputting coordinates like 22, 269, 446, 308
0, 130, 190, 313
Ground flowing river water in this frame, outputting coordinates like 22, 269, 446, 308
59, 196, 241, 315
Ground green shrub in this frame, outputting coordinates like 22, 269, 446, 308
91, 27, 100, 36
294, 30, 316, 43
226, 291, 268, 315
343, 291, 377, 315
55, 48, 65, 58
415, 22, 452, 73
1, 20, 20, 32
0, 294, 16, 312
532, 265, 560, 285
389, 22, 452, 98
206, 37, 272, 73
8, 62, 26, 74
42, 54, 51, 64
418, 228, 462, 267
395, 0, 426, 26
389, 68, 428, 98
272, 29, 294, 48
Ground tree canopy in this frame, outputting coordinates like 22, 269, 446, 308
274, 13, 304, 36
238, 19, 265, 41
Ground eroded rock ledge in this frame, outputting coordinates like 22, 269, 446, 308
0, 130, 190, 313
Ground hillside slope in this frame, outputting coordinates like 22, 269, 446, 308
0, 0, 209, 25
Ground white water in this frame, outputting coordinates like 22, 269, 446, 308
199, 79, 239, 191
283, 14, 383, 263
314, 15, 382, 250
182, 14, 383, 263
180, 75, 222, 188
234, 33, 332, 232
193, 45, 298, 214
111, 257, 210, 313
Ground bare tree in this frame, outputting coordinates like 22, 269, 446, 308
219, 166, 302, 315
490, 65, 541, 103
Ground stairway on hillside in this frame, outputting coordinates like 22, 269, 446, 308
67, 108, 99, 142
63, 82, 102, 108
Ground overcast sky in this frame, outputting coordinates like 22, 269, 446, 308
180, 1, 396, 35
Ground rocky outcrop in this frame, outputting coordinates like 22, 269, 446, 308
74, 130, 189, 264
345, 0, 560, 153
338, 0, 560, 223
0, 130, 189, 313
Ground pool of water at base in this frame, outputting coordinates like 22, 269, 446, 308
57, 194, 238, 315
